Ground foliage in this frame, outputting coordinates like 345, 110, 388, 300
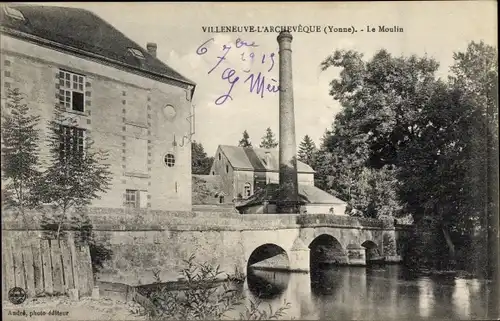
382, 233, 397, 256
1, 88, 42, 224
259, 127, 278, 149
449, 41, 498, 278
192, 140, 214, 175
238, 130, 252, 148
239, 299, 291, 320
399, 42, 497, 273
144, 255, 290, 320
317, 41, 498, 275
88, 233, 113, 276
192, 175, 224, 205
35, 105, 112, 240
297, 135, 317, 167
69, 211, 113, 276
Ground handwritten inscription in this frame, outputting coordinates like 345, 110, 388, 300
196, 38, 280, 105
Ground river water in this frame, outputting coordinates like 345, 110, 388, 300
233, 265, 494, 320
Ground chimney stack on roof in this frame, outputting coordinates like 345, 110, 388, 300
146, 42, 157, 57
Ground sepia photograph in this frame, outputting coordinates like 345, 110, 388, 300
1, 2, 498, 320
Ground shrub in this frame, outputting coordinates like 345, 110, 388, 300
142, 255, 291, 320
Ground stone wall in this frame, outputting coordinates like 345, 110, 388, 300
210, 147, 235, 198
1, 34, 193, 211
2, 209, 408, 285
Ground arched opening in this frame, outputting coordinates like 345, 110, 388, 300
247, 244, 289, 269
362, 240, 382, 264
309, 234, 347, 270
346, 243, 366, 266
247, 244, 290, 300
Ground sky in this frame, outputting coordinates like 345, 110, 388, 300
36, 2, 497, 155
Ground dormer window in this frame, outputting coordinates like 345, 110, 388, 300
4, 6, 25, 21
128, 48, 145, 59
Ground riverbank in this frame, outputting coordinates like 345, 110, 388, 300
3, 296, 147, 321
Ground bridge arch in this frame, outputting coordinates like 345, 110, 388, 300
247, 243, 289, 271
309, 234, 347, 268
361, 240, 381, 263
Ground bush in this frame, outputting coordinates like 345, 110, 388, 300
142, 255, 291, 320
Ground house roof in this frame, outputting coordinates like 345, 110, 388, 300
218, 145, 315, 173
234, 183, 346, 209
299, 184, 346, 205
0, 4, 196, 88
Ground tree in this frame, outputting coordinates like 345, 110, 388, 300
318, 49, 442, 219
449, 41, 498, 284
238, 130, 252, 147
36, 106, 112, 240
318, 42, 498, 276
398, 42, 498, 275
297, 135, 317, 167
259, 127, 278, 149
191, 141, 214, 175
1, 88, 41, 225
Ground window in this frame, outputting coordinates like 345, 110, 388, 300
125, 189, 139, 208
59, 70, 85, 112
226, 165, 229, 173
218, 153, 221, 160
128, 48, 145, 59
244, 182, 252, 197
219, 196, 224, 204
59, 125, 85, 161
164, 153, 175, 167
162, 105, 176, 120
4, 6, 25, 21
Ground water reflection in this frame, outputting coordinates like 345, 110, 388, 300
247, 268, 289, 300
418, 278, 434, 318
244, 265, 491, 320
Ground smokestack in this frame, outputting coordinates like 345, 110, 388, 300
276, 31, 300, 214
146, 42, 157, 57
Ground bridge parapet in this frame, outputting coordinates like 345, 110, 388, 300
2, 209, 397, 232
296, 214, 394, 229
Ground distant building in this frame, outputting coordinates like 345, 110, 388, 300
210, 145, 347, 214
0, 5, 196, 211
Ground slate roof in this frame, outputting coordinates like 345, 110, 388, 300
218, 145, 315, 173
0, 4, 195, 87
234, 183, 346, 209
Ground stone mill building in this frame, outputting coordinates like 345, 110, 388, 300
0, 4, 196, 211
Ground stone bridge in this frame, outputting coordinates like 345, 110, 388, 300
1, 209, 413, 285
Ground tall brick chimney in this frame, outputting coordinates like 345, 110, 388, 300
276, 31, 300, 214
146, 42, 157, 57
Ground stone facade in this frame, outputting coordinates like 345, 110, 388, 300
1, 26, 194, 211
2, 209, 410, 285
211, 145, 314, 200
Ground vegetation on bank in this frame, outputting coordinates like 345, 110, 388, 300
1, 89, 113, 275
139, 255, 291, 320
313, 41, 498, 277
